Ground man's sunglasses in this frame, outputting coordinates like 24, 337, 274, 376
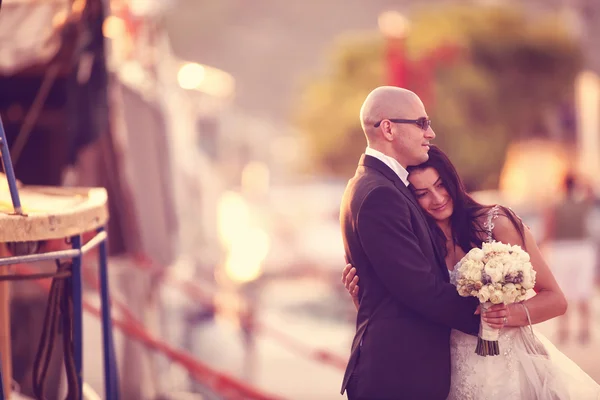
374, 117, 431, 131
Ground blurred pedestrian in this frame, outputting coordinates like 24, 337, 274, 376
543, 172, 596, 344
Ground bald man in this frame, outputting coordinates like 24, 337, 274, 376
339, 87, 480, 399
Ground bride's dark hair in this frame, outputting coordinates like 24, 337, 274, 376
407, 145, 526, 257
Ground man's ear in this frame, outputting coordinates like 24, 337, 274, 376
382, 122, 394, 141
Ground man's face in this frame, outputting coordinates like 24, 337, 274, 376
388, 100, 435, 166
393, 121, 434, 166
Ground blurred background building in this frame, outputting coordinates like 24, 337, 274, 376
0, 0, 598, 399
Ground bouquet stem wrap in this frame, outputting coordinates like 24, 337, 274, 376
476, 301, 500, 356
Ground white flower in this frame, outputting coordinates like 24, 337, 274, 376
515, 287, 528, 302
459, 260, 483, 281
477, 285, 491, 303
458, 286, 471, 297
501, 283, 520, 304
453, 239, 536, 305
489, 242, 507, 253
467, 248, 485, 262
496, 254, 512, 266
502, 282, 516, 292
484, 259, 504, 283
469, 269, 483, 282
489, 288, 504, 304
503, 260, 520, 277
521, 263, 536, 290
515, 247, 530, 262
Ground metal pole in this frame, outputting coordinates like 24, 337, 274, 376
0, 230, 107, 267
0, 117, 23, 215
98, 226, 120, 399
70, 235, 84, 399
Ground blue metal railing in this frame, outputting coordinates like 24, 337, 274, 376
0, 117, 23, 215
0, 115, 119, 400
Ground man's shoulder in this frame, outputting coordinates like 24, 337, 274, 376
345, 171, 390, 197
350, 167, 395, 192
342, 172, 406, 214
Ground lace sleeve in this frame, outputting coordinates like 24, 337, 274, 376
483, 205, 501, 243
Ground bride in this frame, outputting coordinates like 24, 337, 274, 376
342, 145, 600, 399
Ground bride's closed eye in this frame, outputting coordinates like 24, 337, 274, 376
414, 183, 444, 199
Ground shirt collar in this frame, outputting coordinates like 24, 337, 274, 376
365, 147, 409, 186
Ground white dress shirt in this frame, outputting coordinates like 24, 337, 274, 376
365, 147, 409, 186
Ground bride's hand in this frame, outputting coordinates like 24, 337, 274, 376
478, 303, 510, 330
342, 263, 360, 308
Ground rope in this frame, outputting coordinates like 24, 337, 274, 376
32, 260, 80, 400
134, 258, 349, 371
9, 63, 62, 167
0, 271, 71, 281
17, 263, 282, 400
5, 254, 344, 398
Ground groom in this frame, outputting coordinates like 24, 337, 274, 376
339, 87, 503, 399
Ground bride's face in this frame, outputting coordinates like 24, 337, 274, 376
409, 167, 453, 222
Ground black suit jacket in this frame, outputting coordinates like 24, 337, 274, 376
340, 155, 480, 400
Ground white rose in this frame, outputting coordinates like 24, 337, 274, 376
503, 260, 520, 277
491, 242, 508, 253
521, 263, 536, 289
461, 262, 483, 282
516, 249, 530, 262
489, 288, 504, 304
522, 280, 535, 290
497, 254, 512, 265
506, 290, 521, 304
501, 283, 519, 303
484, 260, 504, 283
469, 269, 483, 282
486, 258, 504, 269
459, 259, 477, 271
468, 248, 485, 262
502, 283, 516, 292
477, 285, 491, 303
515, 288, 528, 302
483, 242, 495, 253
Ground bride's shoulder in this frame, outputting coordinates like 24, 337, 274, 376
474, 204, 510, 225
486, 205, 528, 243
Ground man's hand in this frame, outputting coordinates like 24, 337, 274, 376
342, 263, 360, 309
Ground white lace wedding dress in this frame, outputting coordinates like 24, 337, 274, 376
447, 206, 600, 400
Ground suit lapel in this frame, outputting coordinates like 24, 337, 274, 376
359, 155, 448, 277
359, 154, 420, 210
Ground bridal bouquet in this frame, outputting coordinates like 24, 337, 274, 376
455, 241, 536, 356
